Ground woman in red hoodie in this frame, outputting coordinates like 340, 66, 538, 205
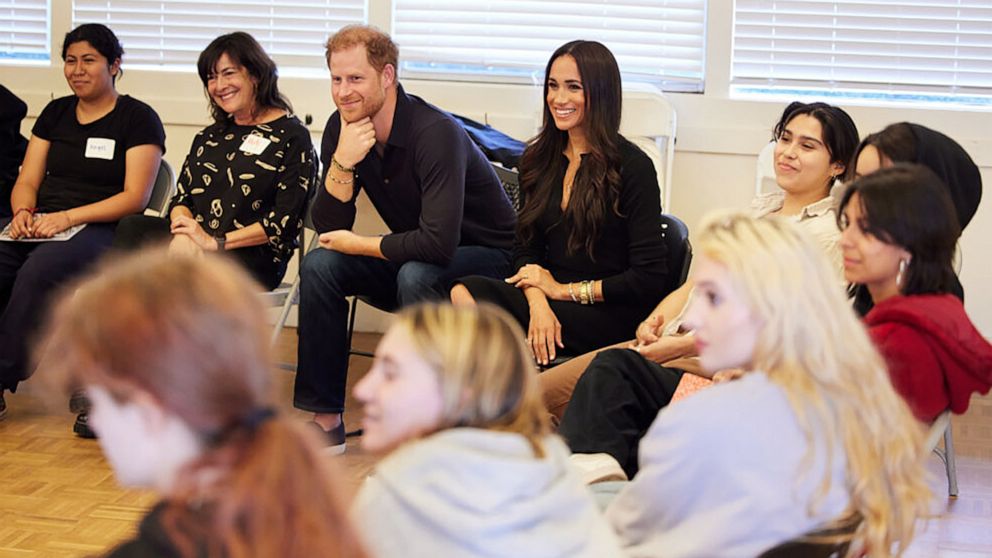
838, 164, 992, 422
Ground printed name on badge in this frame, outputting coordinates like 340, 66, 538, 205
85, 137, 116, 160
240, 134, 271, 155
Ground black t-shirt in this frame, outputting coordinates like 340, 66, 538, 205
104, 502, 207, 558
31, 94, 165, 213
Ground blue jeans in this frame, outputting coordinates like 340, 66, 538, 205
293, 245, 511, 413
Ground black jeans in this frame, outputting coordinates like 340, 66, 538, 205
558, 348, 683, 479
0, 219, 116, 391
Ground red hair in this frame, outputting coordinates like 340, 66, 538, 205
40, 249, 367, 558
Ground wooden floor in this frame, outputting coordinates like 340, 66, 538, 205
1, 328, 990, 557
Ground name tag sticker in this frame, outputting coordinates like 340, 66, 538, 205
240, 134, 271, 155
85, 137, 116, 160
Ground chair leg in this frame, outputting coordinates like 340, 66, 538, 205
346, 296, 359, 355
944, 421, 959, 498
270, 279, 301, 348
346, 296, 376, 358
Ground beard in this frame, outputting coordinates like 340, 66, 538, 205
337, 84, 386, 123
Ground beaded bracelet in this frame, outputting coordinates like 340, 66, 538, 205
568, 282, 579, 303
328, 173, 355, 185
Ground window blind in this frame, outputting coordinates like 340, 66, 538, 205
73, 0, 367, 71
393, 0, 707, 92
733, 0, 992, 100
0, 0, 49, 62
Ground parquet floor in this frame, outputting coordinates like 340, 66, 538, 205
1, 328, 990, 557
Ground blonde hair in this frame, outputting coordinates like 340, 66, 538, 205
392, 302, 550, 457
696, 211, 931, 557
324, 24, 398, 72
39, 249, 367, 558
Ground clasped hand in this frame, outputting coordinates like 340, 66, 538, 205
8, 211, 72, 239
505, 264, 565, 299
628, 315, 688, 364
170, 215, 217, 252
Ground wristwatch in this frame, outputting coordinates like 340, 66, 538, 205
215, 234, 226, 251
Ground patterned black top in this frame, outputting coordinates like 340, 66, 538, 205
170, 114, 316, 265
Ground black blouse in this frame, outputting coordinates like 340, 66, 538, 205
513, 138, 670, 306
171, 114, 316, 265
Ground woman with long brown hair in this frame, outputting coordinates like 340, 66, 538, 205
451, 40, 669, 366
39, 249, 366, 558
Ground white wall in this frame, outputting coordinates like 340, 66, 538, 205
6, 0, 992, 334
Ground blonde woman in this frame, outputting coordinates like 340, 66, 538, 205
352, 302, 622, 558
606, 212, 931, 557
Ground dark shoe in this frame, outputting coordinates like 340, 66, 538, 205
73, 411, 97, 439
0, 391, 7, 421
69, 391, 96, 439
306, 420, 346, 455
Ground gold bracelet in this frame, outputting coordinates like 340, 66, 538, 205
331, 156, 355, 173
328, 173, 354, 185
578, 280, 590, 305
63, 211, 74, 227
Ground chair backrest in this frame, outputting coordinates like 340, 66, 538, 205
660, 213, 692, 296
620, 87, 677, 212
146, 160, 176, 216
755, 140, 778, 197
491, 163, 522, 213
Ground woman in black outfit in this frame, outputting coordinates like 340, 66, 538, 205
1, 24, 164, 422
451, 40, 669, 365
115, 32, 316, 291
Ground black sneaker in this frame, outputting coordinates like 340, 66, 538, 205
73, 411, 97, 439
305, 420, 346, 455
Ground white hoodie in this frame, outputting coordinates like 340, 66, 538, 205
352, 428, 624, 558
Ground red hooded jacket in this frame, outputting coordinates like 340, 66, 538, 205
865, 294, 992, 422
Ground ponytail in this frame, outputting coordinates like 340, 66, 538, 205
160, 417, 367, 558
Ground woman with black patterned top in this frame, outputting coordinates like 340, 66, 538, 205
115, 32, 316, 291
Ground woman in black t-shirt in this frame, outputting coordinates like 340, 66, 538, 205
0, 24, 164, 418
115, 32, 316, 292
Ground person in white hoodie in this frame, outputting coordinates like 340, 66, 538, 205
351, 302, 622, 558
606, 212, 932, 558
